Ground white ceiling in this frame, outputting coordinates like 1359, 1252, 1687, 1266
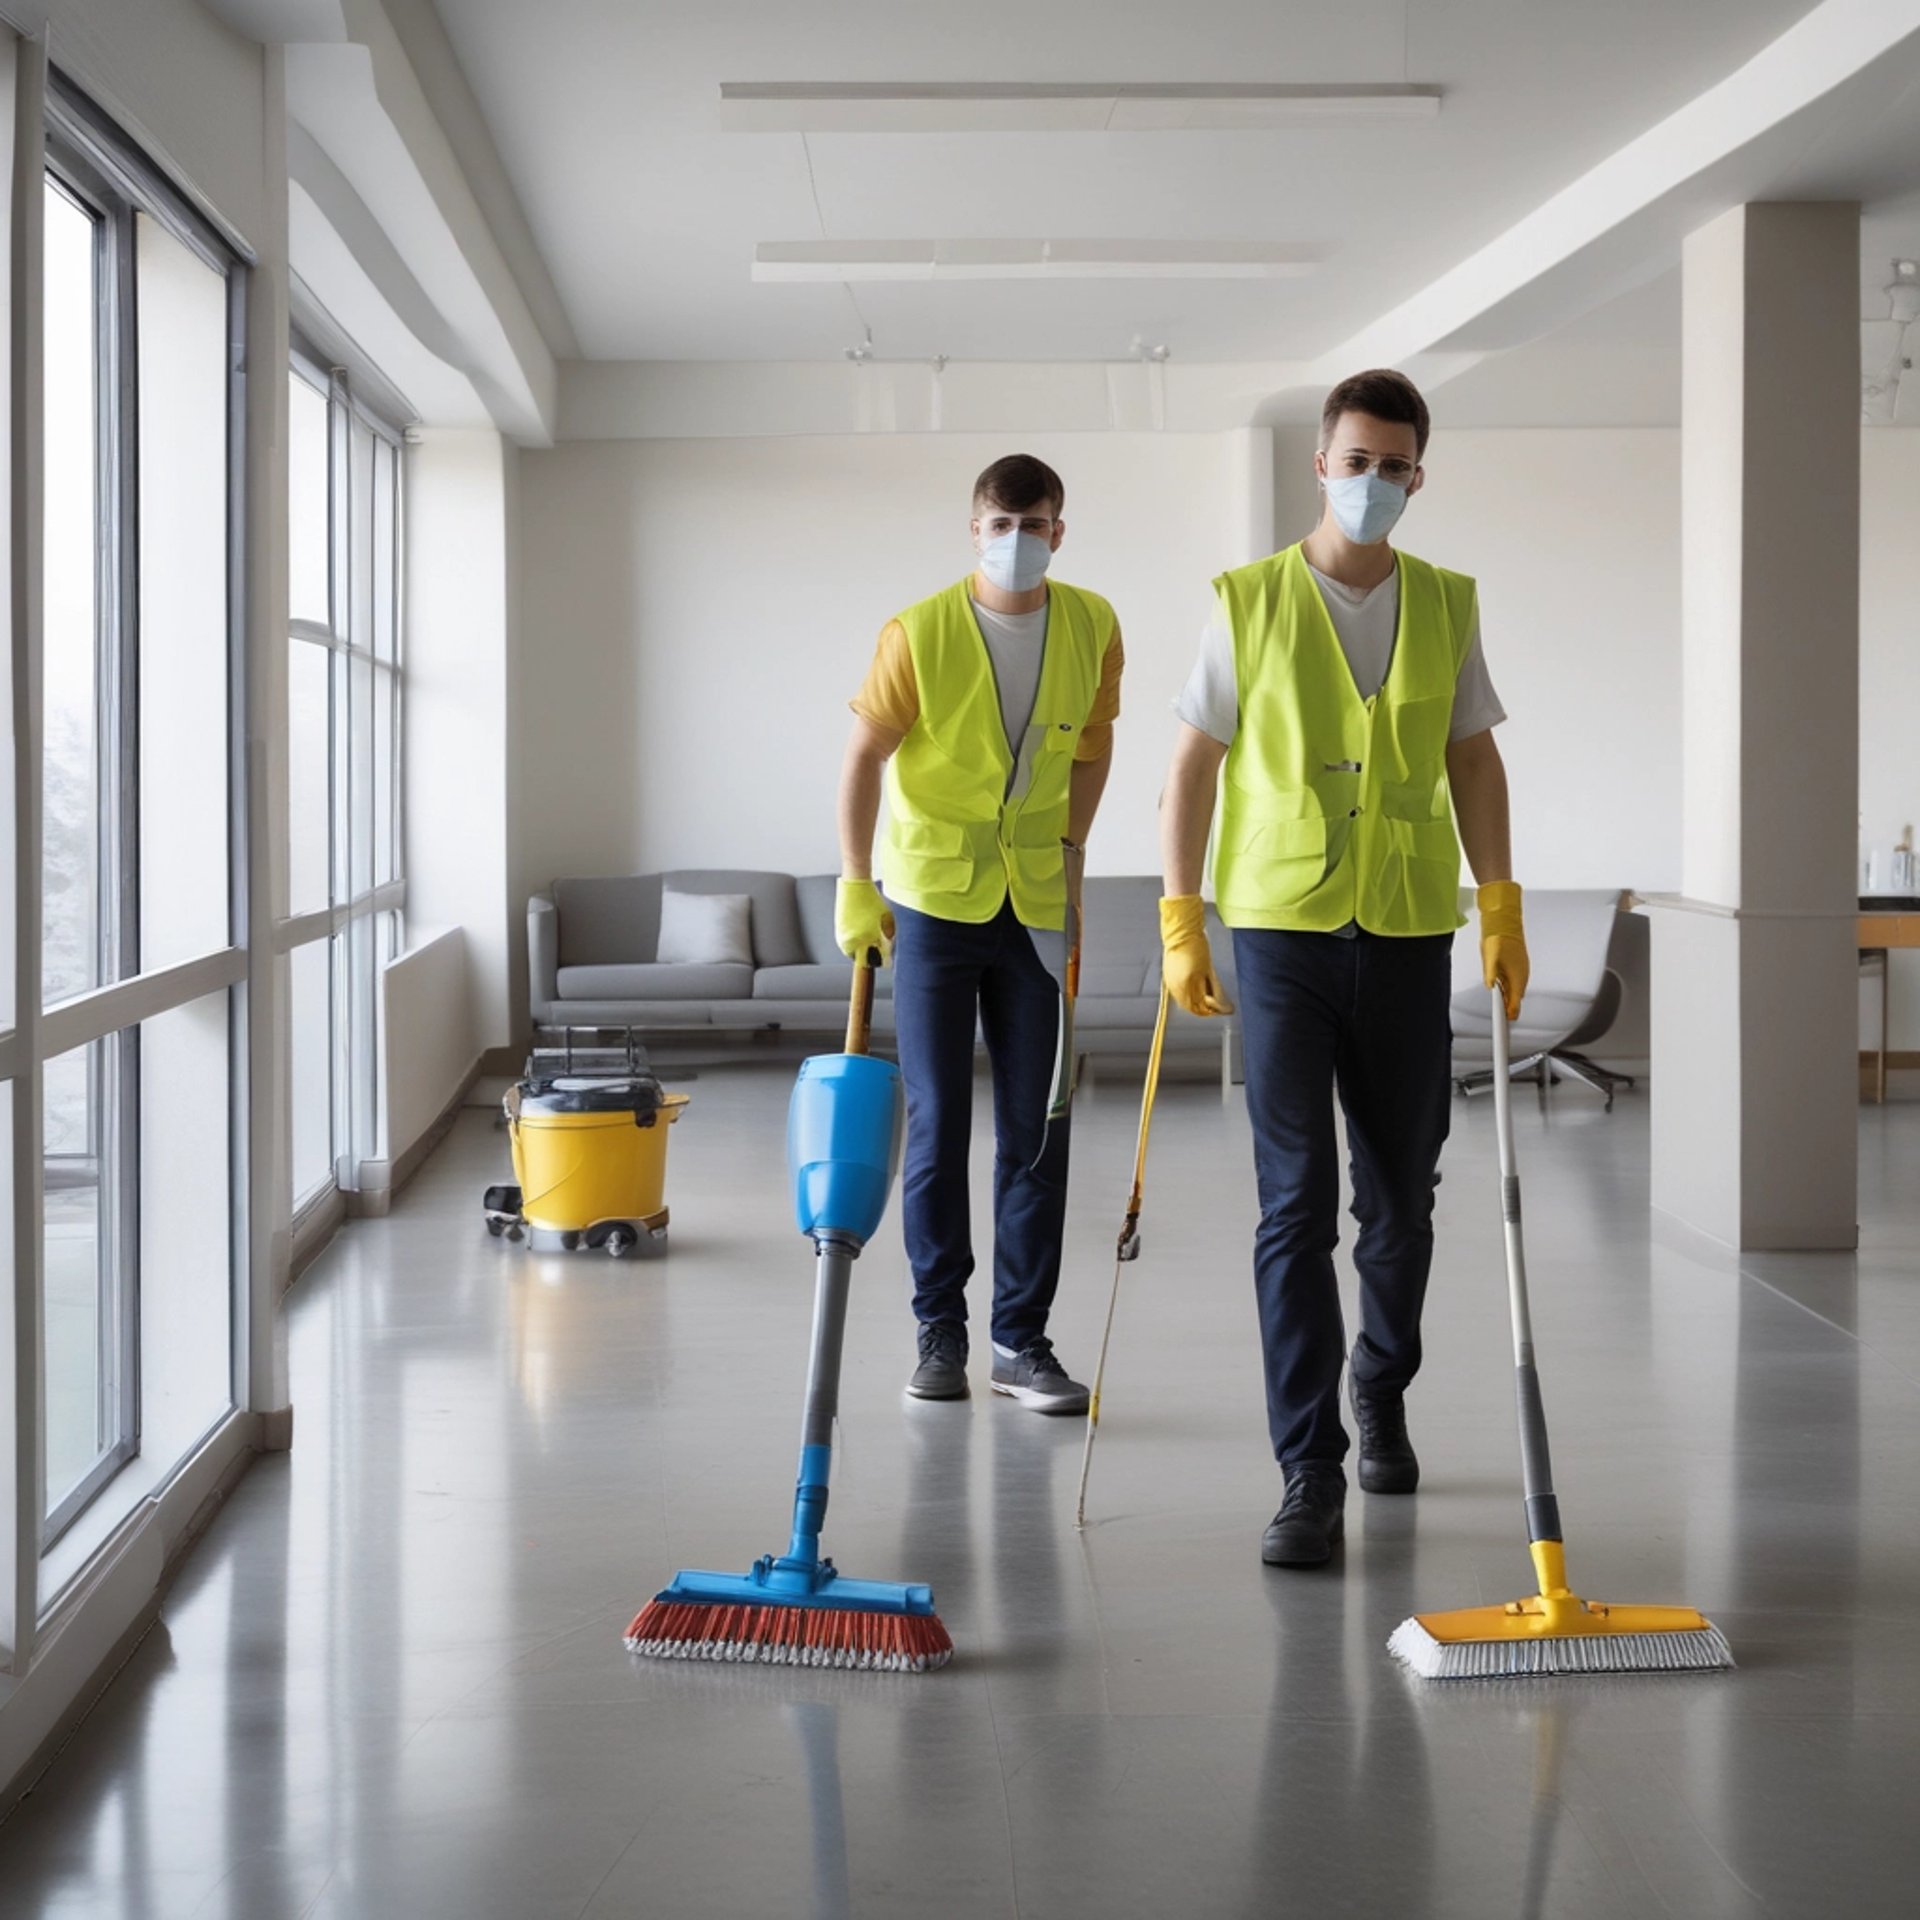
431, 0, 1835, 364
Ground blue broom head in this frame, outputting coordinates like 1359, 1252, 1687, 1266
789, 1052, 905, 1243
625, 1557, 953, 1670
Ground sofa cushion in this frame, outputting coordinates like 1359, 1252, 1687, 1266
753, 962, 894, 1001
540, 1001, 715, 1029
664, 870, 805, 967
1079, 876, 1164, 992
795, 875, 843, 965
1072, 994, 1165, 1033
554, 876, 662, 968
557, 963, 754, 1002
657, 889, 754, 967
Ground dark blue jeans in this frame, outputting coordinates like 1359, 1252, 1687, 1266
891, 898, 1068, 1352
1232, 927, 1454, 1468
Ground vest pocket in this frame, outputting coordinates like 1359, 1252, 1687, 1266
1380, 695, 1452, 783
1225, 811, 1328, 897
1010, 837, 1065, 898
1382, 817, 1458, 861
1379, 816, 1461, 924
1379, 777, 1448, 823
891, 817, 976, 896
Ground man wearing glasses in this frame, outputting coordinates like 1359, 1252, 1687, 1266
836, 454, 1124, 1413
1157, 370, 1526, 1567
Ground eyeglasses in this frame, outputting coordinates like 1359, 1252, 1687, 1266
1330, 453, 1418, 486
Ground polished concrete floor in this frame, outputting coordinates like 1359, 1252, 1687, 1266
2, 1062, 1917, 1918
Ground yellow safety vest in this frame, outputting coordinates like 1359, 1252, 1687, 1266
1213, 544, 1475, 935
883, 576, 1112, 928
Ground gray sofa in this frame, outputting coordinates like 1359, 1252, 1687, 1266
526, 870, 1236, 1060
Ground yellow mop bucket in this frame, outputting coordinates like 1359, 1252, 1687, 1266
492, 1074, 690, 1257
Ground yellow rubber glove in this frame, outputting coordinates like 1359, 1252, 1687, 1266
1160, 894, 1234, 1016
1478, 881, 1529, 1020
835, 877, 895, 963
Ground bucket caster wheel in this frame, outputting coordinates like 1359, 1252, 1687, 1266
485, 1217, 505, 1239
559, 1230, 581, 1252
604, 1227, 634, 1259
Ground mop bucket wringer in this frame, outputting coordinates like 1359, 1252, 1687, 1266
488, 1073, 690, 1256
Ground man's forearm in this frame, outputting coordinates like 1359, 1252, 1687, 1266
1447, 733, 1513, 886
837, 729, 889, 878
1161, 727, 1226, 896
1067, 748, 1113, 845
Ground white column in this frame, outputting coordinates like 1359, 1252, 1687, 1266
1650, 202, 1860, 1250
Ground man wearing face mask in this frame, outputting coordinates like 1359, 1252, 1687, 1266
836, 454, 1124, 1412
1158, 369, 1526, 1567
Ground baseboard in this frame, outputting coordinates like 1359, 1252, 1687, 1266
1, 1412, 261, 1816
1860, 1050, 1920, 1070
347, 1060, 482, 1220
389, 1058, 483, 1197
288, 1187, 347, 1285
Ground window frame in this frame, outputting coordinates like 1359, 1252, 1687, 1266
284, 342, 406, 1217
31, 76, 251, 1558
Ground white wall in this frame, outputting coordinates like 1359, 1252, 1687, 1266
406, 429, 513, 1057
1861, 432, 1920, 1051
507, 419, 1918, 1055
1369, 427, 1686, 893
44, 0, 272, 245
513, 430, 1271, 902
378, 925, 470, 1170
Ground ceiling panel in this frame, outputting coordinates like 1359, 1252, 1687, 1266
434, 0, 1833, 362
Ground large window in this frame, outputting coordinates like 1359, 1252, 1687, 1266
285, 355, 404, 1214
31, 90, 247, 1560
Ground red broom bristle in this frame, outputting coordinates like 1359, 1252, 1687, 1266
624, 1598, 953, 1672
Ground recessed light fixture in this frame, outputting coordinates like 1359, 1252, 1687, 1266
1888, 260, 1920, 326
755, 239, 1319, 284
721, 81, 1441, 134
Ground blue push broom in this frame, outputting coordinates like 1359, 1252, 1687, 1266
625, 954, 953, 1673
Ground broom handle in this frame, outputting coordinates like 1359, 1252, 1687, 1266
845, 948, 879, 1057
1491, 986, 1562, 1552
1074, 979, 1171, 1528
781, 959, 884, 1568
788, 1232, 856, 1565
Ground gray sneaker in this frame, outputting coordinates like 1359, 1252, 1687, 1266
907, 1321, 970, 1400
990, 1337, 1090, 1415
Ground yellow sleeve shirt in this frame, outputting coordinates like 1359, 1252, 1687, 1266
852, 618, 1124, 760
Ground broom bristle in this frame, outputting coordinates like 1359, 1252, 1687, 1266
625, 1598, 953, 1672
1388, 1615, 1735, 1679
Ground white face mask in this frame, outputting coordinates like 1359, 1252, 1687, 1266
1322, 470, 1410, 545
977, 529, 1054, 591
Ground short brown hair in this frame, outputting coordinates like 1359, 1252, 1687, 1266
973, 453, 1064, 518
1320, 369, 1431, 458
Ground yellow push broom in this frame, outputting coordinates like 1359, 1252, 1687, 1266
1387, 985, 1734, 1680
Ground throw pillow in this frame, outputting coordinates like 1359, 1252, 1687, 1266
656, 889, 753, 967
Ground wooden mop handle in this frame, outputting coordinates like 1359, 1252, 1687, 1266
845, 948, 880, 1057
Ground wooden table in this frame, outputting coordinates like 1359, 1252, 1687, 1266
1859, 906, 1920, 1102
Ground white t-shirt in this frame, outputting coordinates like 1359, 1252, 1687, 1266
970, 598, 1049, 800
1173, 561, 1505, 748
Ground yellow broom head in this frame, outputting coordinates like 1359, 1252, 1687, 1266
1389, 1543, 1735, 1679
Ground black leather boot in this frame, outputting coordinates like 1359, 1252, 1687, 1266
1261, 1463, 1347, 1567
1350, 1378, 1420, 1494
